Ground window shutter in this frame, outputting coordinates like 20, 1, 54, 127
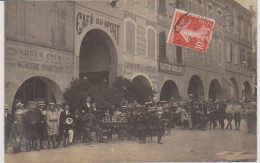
159, 31, 166, 60
226, 42, 230, 62
148, 29, 155, 58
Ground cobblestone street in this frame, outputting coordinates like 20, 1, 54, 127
5, 119, 256, 162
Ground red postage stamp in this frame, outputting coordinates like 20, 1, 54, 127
167, 9, 215, 53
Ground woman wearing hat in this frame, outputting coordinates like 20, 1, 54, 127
11, 102, 25, 153
46, 102, 59, 149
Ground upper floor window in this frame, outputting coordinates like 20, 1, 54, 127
147, 28, 156, 58
234, 45, 239, 65
217, 39, 222, 64
247, 51, 252, 70
159, 31, 166, 61
233, 16, 238, 35
240, 49, 246, 67
126, 21, 135, 54
197, 0, 203, 16
226, 42, 232, 62
147, 0, 155, 10
158, 0, 166, 15
176, 46, 183, 64
240, 20, 244, 38
207, 4, 213, 18
217, 10, 222, 29
208, 39, 214, 61
188, 0, 192, 11
248, 21, 252, 42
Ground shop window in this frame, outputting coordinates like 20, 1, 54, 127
147, 0, 155, 10
147, 28, 155, 58
126, 21, 135, 54
176, 46, 182, 64
158, 0, 166, 15
159, 31, 166, 61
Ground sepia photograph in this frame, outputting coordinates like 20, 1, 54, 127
3, 0, 257, 162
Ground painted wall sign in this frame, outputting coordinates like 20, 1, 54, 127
76, 11, 120, 45
124, 62, 157, 74
159, 61, 183, 75
5, 43, 73, 74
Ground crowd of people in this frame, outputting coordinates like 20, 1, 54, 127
4, 94, 257, 154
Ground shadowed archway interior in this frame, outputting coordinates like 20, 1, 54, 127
188, 75, 204, 100
208, 79, 222, 101
79, 29, 117, 85
160, 80, 181, 101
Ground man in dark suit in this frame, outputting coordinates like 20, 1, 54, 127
81, 96, 92, 114
59, 104, 75, 147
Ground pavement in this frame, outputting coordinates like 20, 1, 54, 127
5, 119, 257, 162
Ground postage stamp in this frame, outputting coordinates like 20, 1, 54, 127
167, 9, 215, 53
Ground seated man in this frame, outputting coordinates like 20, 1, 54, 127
175, 102, 192, 129
81, 110, 104, 143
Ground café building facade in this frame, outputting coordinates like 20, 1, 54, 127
5, 0, 255, 107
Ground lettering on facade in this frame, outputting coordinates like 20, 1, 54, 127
159, 61, 183, 75
124, 62, 156, 74
76, 12, 120, 45
5, 45, 72, 74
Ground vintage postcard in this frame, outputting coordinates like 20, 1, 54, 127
3, 0, 257, 162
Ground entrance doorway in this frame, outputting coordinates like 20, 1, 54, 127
230, 78, 239, 100
188, 75, 204, 100
160, 80, 181, 101
208, 79, 222, 101
79, 29, 117, 85
13, 76, 62, 107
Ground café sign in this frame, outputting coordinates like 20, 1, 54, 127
76, 11, 120, 45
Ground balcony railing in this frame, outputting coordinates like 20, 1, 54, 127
158, 61, 184, 75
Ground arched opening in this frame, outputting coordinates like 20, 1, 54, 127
160, 80, 181, 101
230, 78, 239, 100
132, 75, 152, 88
79, 29, 117, 85
243, 81, 252, 100
188, 75, 204, 100
13, 76, 63, 109
208, 79, 222, 101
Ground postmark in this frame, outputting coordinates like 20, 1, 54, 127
167, 9, 215, 53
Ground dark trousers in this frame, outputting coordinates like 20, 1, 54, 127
234, 113, 241, 130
